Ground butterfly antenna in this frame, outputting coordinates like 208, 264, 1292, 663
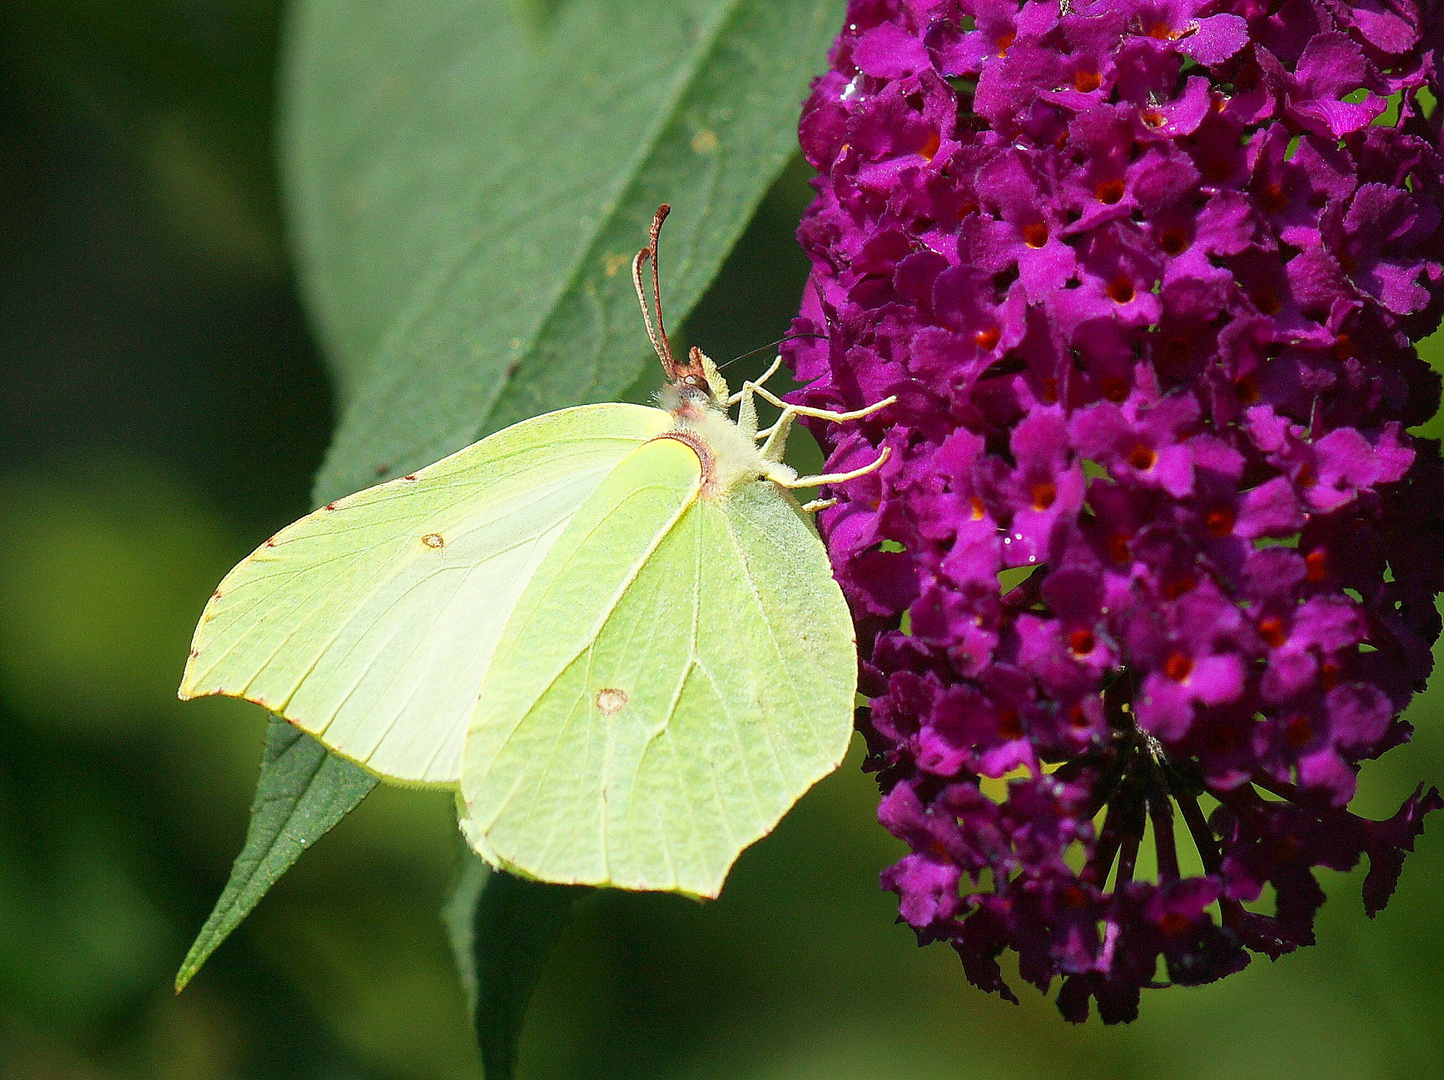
717, 332, 829, 372
632, 204, 678, 377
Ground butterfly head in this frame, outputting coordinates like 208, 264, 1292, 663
633, 205, 730, 415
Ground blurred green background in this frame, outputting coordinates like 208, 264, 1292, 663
2, 3, 1443, 1079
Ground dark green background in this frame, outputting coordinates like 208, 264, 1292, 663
2, 3, 1442, 1078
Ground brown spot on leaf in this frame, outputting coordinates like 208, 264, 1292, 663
421, 533, 445, 549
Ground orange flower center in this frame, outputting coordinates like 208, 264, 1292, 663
1164, 651, 1194, 682
1204, 507, 1236, 536
1257, 616, 1288, 648
1095, 178, 1125, 204
1127, 443, 1157, 471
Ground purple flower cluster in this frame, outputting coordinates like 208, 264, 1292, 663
786, 0, 1444, 1021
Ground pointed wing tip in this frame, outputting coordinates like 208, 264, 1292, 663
176, 670, 224, 703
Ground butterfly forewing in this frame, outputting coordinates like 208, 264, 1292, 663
460, 437, 857, 896
179, 403, 671, 786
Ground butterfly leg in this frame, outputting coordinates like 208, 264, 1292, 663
748, 384, 896, 424
757, 391, 897, 462
736, 382, 761, 442
800, 497, 837, 513
782, 446, 892, 489
732, 355, 790, 442
728, 354, 784, 406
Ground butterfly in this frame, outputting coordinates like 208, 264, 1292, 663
180, 205, 891, 898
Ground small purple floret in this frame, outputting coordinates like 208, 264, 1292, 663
789, 0, 1444, 1022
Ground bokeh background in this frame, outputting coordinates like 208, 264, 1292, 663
3, 4, 1443, 1079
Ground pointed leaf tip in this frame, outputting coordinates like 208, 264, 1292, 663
175, 719, 377, 990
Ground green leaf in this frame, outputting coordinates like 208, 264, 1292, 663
174, 719, 377, 991
443, 857, 580, 1080
281, 0, 845, 496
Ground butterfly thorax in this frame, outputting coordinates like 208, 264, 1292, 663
654, 369, 798, 499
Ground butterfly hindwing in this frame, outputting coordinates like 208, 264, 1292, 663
459, 437, 857, 896
179, 403, 671, 786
